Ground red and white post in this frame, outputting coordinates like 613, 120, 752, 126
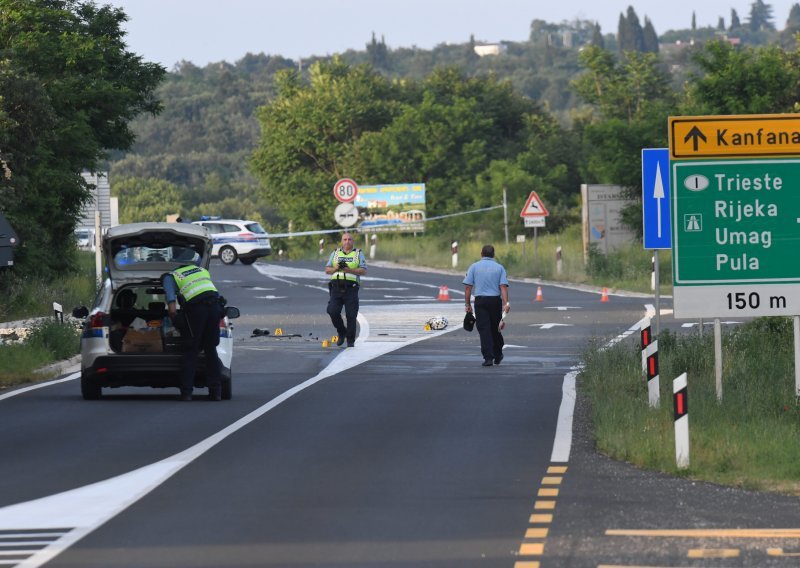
673, 372, 689, 469
451, 241, 458, 268
640, 318, 659, 408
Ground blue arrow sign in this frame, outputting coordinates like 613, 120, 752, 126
642, 148, 671, 249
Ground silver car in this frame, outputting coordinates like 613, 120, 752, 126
72, 222, 239, 400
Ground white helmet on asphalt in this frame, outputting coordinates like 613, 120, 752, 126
426, 316, 449, 330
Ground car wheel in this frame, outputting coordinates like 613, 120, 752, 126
221, 376, 232, 400
219, 246, 238, 265
239, 257, 256, 265
81, 374, 102, 400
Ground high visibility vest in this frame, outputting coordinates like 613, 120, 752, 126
172, 265, 218, 302
330, 248, 361, 283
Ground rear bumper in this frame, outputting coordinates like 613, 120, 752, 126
238, 247, 272, 259
83, 354, 230, 389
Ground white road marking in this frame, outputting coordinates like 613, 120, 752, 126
0, 302, 464, 567
529, 323, 573, 329
544, 306, 582, 311
254, 295, 287, 300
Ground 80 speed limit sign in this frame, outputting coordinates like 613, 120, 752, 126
333, 178, 358, 203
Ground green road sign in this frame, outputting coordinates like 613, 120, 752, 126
671, 158, 800, 318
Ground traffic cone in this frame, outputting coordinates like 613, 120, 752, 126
437, 285, 451, 301
600, 288, 609, 302
535, 286, 543, 302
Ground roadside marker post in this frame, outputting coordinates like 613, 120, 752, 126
640, 318, 660, 408
673, 372, 690, 469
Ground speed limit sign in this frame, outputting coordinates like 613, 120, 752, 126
333, 178, 358, 203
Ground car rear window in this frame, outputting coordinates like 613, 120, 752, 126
245, 222, 266, 234
114, 245, 200, 268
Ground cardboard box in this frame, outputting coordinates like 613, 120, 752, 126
122, 328, 163, 353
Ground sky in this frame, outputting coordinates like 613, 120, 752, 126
103, 1, 799, 69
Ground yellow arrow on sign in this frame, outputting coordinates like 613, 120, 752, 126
670, 114, 800, 159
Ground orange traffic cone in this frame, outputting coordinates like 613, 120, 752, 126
437, 285, 451, 301
600, 287, 609, 302
535, 286, 543, 302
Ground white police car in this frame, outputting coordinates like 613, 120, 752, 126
71, 222, 239, 400
191, 218, 272, 265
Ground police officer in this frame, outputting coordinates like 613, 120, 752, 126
463, 244, 510, 366
325, 232, 367, 347
163, 262, 224, 401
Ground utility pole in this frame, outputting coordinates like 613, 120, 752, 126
503, 187, 509, 245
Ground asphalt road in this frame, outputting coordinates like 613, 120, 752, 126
1, 259, 798, 567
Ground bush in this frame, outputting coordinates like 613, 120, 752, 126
25, 318, 81, 361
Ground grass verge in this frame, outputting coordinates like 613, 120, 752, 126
580, 317, 800, 495
0, 318, 81, 386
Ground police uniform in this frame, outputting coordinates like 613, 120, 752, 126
164, 265, 223, 400
326, 247, 366, 347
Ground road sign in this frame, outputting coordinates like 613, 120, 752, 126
642, 148, 671, 249
671, 157, 800, 318
520, 191, 549, 217
669, 114, 800, 159
333, 178, 358, 203
524, 216, 545, 228
334, 202, 359, 227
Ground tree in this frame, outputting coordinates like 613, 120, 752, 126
692, 11, 697, 31
113, 177, 183, 223
731, 9, 742, 29
718, 17, 726, 31
682, 40, 800, 114
0, 0, 165, 277
618, 6, 645, 53
642, 17, 659, 53
590, 23, 605, 48
748, 0, 775, 31
367, 32, 389, 70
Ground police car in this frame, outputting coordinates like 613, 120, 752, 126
191, 218, 272, 265
71, 222, 240, 400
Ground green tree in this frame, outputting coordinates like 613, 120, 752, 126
642, 17, 659, 53
748, 0, 775, 31
250, 58, 397, 230
731, 9, 742, 29
682, 40, 800, 114
113, 177, 183, 223
0, 0, 164, 277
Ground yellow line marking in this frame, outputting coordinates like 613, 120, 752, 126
547, 466, 567, 474
519, 542, 544, 555
525, 528, 549, 538
530, 514, 553, 523
768, 547, 800, 556
607, 528, 800, 538
514, 562, 540, 568
688, 548, 739, 558
534, 500, 556, 510
541, 476, 562, 485
537, 488, 559, 497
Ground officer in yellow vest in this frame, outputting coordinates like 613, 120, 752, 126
164, 263, 224, 401
325, 232, 367, 347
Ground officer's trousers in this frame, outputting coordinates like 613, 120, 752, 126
327, 282, 359, 344
475, 295, 504, 361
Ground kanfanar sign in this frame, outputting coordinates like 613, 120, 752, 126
669, 114, 800, 318
354, 183, 426, 233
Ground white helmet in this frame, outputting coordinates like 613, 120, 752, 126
426, 316, 449, 330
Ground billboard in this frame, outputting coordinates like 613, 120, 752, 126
354, 183, 426, 233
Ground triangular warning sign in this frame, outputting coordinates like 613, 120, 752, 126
520, 191, 549, 217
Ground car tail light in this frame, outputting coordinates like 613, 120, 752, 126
90, 312, 106, 329
238, 232, 256, 241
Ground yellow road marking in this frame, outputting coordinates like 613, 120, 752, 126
534, 500, 555, 510
525, 528, 549, 538
538, 488, 559, 497
519, 542, 544, 555
768, 548, 800, 556
530, 514, 553, 523
607, 528, 800, 538
688, 548, 739, 558
514, 562, 540, 568
547, 466, 567, 474
541, 476, 562, 485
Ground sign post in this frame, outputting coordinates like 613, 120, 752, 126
669, 114, 800, 397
